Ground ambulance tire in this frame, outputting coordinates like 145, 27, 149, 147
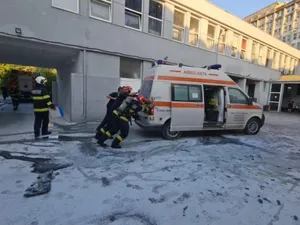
243, 117, 261, 135
161, 120, 182, 140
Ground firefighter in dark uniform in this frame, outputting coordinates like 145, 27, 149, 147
31, 76, 56, 138
94, 87, 122, 139
97, 95, 151, 149
9, 85, 20, 111
96, 86, 136, 139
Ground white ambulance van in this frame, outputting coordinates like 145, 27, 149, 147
136, 60, 265, 140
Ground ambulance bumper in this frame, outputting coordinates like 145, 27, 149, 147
135, 120, 161, 129
261, 114, 265, 127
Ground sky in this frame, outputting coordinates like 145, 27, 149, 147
209, 0, 280, 18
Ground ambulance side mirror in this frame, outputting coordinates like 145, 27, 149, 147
248, 97, 253, 105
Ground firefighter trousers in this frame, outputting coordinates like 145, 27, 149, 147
98, 113, 129, 147
34, 111, 49, 137
96, 107, 112, 131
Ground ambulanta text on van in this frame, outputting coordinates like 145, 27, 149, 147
136, 60, 265, 140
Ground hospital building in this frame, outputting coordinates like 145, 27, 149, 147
0, 0, 299, 121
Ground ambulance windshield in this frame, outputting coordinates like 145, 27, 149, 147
140, 80, 153, 99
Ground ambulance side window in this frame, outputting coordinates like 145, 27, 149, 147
172, 84, 189, 101
228, 88, 248, 104
171, 84, 202, 102
189, 85, 202, 102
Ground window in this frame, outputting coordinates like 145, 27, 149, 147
206, 24, 216, 51
218, 28, 226, 54
140, 80, 153, 98
240, 38, 247, 60
52, 0, 79, 13
284, 26, 287, 32
286, 35, 290, 42
231, 34, 239, 57
173, 9, 185, 42
90, 0, 111, 21
120, 57, 141, 79
294, 33, 297, 40
271, 84, 281, 92
148, 0, 163, 36
172, 85, 188, 101
289, 25, 292, 31
189, 17, 199, 46
172, 84, 202, 102
189, 86, 202, 101
251, 42, 258, 64
125, 0, 142, 30
228, 88, 248, 104
283, 36, 286, 42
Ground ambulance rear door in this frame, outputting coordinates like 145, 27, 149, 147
170, 83, 205, 132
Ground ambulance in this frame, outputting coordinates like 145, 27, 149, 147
136, 60, 265, 140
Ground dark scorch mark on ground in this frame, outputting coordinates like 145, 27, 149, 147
183, 206, 188, 216
101, 177, 110, 187
24, 171, 56, 198
0, 150, 72, 197
0, 150, 72, 173
149, 196, 166, 204
87, 212, 158, 225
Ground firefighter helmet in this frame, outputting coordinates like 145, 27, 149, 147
137, 95, 146, 104
35, 76, 47, 84
122, 86, 132, 93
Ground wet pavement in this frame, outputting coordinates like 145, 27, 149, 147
1, 104, 300, 225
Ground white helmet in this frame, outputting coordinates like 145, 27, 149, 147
35, 76, 47, 84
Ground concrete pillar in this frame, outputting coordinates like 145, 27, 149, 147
112, 0, 125, 26
184, 12, 191, 44
254, 81, 264, 104
278, 83, 285, 112
142, 0, 150, 33
163, 2, 174, 40
237, 78, 246, 91
246, 39, 253, 61
199, 18, 208, 49
225, 30, 233, 56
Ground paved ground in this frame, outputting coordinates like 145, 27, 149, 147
0, 103, 300, 225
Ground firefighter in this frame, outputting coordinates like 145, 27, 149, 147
97, 95, 151, 149
9, 85, 20, 111
31, 76, 56, 138
94, 87, 122, 139
96, 85, 136, 139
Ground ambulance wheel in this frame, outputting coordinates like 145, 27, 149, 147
244, 117, 261, 135
162, 120, 182, 140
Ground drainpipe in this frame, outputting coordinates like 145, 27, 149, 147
83, 50, 87, 120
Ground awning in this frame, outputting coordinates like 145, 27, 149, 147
279, 75, 300, 83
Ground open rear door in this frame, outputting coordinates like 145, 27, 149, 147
170, 84, 205, 132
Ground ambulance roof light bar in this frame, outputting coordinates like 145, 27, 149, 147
153, 59, 222, 70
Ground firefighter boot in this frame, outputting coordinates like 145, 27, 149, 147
97, 135, 108, 147
111, 137, 122, 149
94, 131, 101, 140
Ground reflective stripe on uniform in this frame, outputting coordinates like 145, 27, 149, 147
34, 108, 49, 112
105, 131, 111, 137
47, 101, 53, 106
120, 116, 128, 122
116, 135, 123, 142
32, 95, 50, 100
113, 110, 119, 115
100, 128, 105, 133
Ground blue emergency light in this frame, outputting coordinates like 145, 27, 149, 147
157, 60, 165, 64
207, 64, 222, 70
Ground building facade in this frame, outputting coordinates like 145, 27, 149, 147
244, 1, 300, 52
1, 0, 300, 121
